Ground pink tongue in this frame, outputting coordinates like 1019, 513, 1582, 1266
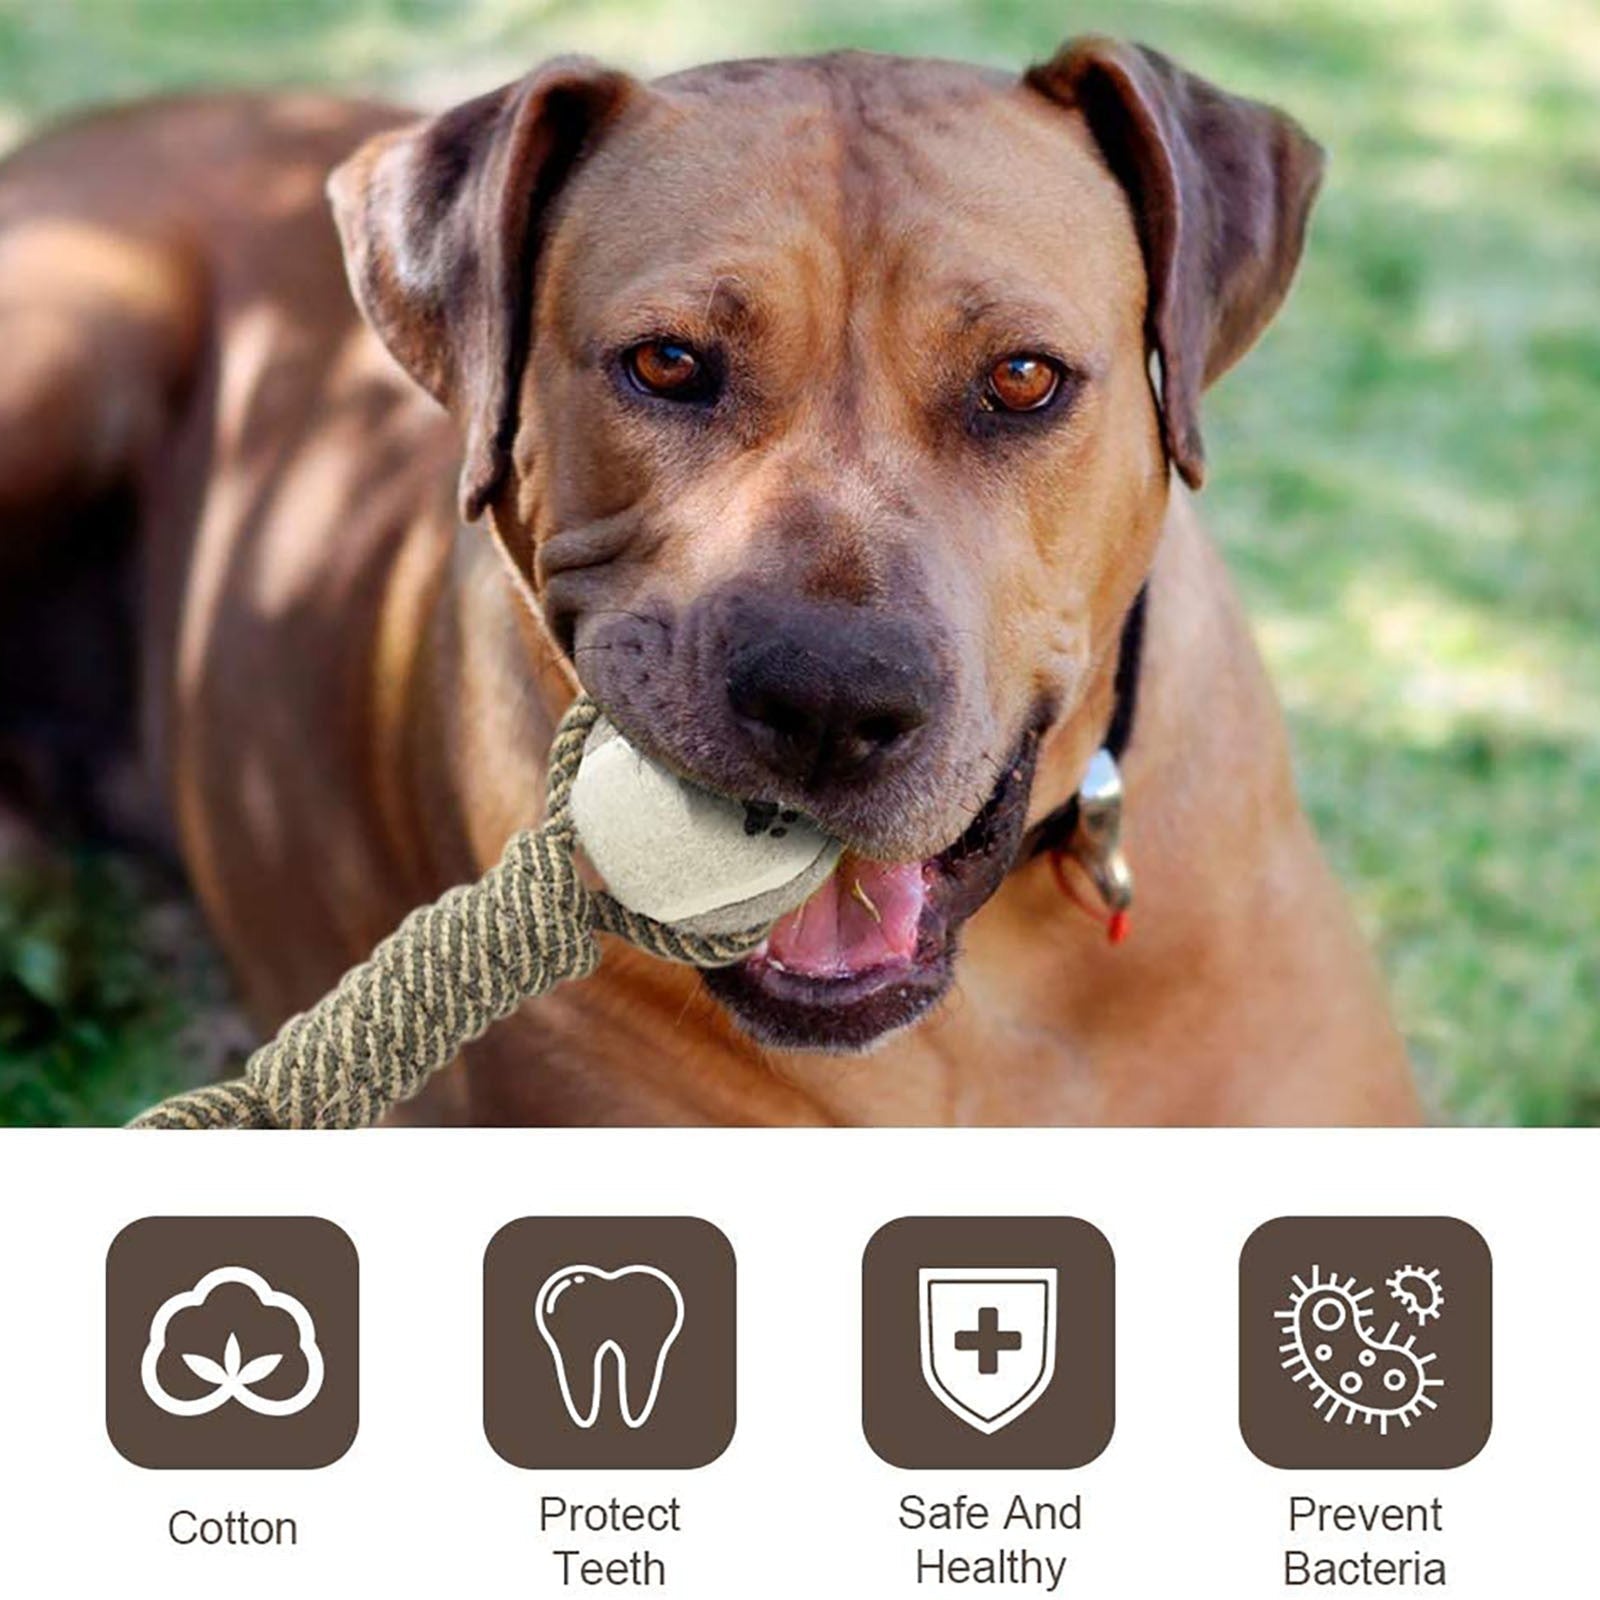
765, 855, 927, 979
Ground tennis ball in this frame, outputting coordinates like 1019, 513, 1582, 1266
570, 719, 843, 936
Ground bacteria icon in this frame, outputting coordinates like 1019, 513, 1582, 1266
1387, 1264, 1445, 1325
1277, 1265, 1445, 1433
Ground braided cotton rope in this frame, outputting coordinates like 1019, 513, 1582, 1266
131, 696, 765, 1130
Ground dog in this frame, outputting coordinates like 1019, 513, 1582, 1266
0, 38, 1418, 1124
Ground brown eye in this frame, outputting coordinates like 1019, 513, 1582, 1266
982, 354, 1063, 413
624, 339, 714, 400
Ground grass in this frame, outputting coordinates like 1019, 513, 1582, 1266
0, 0, 1595, 1124
0, 855, 231, 1125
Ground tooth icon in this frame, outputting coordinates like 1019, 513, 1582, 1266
535, 1264, 685, 1429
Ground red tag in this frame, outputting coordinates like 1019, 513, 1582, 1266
1050, 849, 1130, 947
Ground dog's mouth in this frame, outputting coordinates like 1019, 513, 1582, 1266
702, 723, 1044, 1052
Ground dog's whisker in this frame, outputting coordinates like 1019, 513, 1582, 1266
582, 606, 671, 631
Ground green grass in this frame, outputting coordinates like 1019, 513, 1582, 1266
0, 858, 204, 1124
0, 0, 1595, 1123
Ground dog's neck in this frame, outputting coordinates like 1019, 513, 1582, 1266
1022, 579, 1148, 873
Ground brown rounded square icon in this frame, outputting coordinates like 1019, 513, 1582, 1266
863, 1217, 1115, 1469
484, 1217, 735, 1469
1240, 1216, 1492, 1470
105, 1216, 359, 1470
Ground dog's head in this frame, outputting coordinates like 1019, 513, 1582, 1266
329, 41, 1322, 1051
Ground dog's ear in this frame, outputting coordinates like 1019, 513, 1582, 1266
328, 58, 638, 521
1027, 38, 1325, 489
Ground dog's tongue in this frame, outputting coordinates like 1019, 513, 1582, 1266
764, 854, 926, 978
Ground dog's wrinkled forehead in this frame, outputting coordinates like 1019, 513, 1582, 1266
545, 52, 1142, 345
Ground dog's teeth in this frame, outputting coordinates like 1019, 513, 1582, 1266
849, 875, 883, 925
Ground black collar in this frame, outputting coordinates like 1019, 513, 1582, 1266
1023, 582, 1148, 862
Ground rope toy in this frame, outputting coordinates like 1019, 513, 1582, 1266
131, 695, 840, 1130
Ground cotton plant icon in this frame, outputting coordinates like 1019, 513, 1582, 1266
142, 1266, 324, 1418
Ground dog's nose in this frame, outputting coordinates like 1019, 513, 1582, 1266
725, 610, 939, 790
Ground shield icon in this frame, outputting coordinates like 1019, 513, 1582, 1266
919, 1267, 1058, 1435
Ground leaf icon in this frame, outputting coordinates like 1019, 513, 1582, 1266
238, 1353, 284, 1385
224, 1332, 242, 1378
182, 1352, 228, 1385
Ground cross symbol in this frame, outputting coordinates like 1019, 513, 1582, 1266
954, 1305, 1022, 1374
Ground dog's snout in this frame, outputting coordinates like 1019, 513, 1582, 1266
724, 606, 941, 791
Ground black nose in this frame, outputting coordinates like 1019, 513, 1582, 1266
725, 605, 941, 790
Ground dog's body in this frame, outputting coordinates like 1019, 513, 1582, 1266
0, 51, 1418, 1124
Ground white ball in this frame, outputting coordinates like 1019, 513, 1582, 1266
570, 720, 842, 935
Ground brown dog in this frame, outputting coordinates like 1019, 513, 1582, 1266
0, 40, 1418, 1124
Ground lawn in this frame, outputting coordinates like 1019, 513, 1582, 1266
0, 0, 1595, 1125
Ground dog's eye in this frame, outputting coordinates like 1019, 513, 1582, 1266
623, 339, 715, 401
980, 354, 1063, 414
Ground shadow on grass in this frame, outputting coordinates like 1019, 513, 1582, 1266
0, 856, 249, 1126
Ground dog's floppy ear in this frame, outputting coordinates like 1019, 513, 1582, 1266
1027, 38, 1325, 488
328, 58, 637, 520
